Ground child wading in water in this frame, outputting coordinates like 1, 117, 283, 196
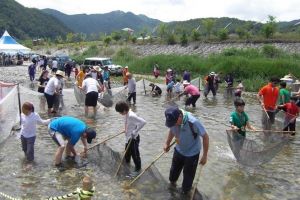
277, 96, 299, 135
20, 102, 50, 163
115, 101, 146, 175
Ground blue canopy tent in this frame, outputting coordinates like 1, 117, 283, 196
0, 30, 30, 54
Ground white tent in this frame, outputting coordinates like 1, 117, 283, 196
0, 30, 31, 54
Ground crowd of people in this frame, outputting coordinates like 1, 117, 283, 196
2, 59, 300, 197
0, 53, 25, 66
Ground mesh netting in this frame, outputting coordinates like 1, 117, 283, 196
88, 144, 206, 200
74, 85, 85, 106
223, 87, 234, 98
226, 130, 289, 166
0, 85, 19, 144
190, 77, 204, 91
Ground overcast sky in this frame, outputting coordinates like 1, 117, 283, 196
15, 0, 300, 22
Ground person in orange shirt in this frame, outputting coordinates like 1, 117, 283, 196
76, 66, 86, 87
257, 77, 280, 129
123, 66, 129, 85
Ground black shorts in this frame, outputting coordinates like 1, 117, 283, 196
44, 93, 55, 108
296, 99, 300, 107
85, 91, 98, 107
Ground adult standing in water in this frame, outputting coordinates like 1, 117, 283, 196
257, 77, 280, 130
102, 66, 111, 95
123, 66, 129, 85
163, 107, 209, 195
179, 81, 200, 108
153, 63, 160, 79
37, 70, 49, 112
204, 72, 216, 98
165, 69, 173, 85
80, 73, 101, 118
44, 70, 64, 115
182, 70, 191, 83
48, 116, 96, 169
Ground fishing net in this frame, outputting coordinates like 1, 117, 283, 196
190, 77, 204, 91
88, 144, 207, 200
223, 87, 234, 98
226, 130, 289, 166
74, 85, 85, 106
0, 85, 19, 144
0, 84, 45, 144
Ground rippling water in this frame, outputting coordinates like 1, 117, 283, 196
0, 81, 299, 200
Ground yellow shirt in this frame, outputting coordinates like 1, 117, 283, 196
76, 71, 85, 87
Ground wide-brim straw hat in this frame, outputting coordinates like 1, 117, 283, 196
280, 75, 293, 81
56, 70, 65, 77
182, 80, 190, 85
93, 66, 102, 72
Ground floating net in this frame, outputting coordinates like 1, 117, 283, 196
226, 130, 289, 166
88, 144, 207, 200
0, 85, 19, 144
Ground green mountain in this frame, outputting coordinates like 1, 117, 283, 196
165, 17, 260, 34
42, 9, 161, 35
164, 17, 300, 36
0, 0, 71, 39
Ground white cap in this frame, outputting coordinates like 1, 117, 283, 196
182, 80, 190, 85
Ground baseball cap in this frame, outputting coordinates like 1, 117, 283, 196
85, 127, 96, 144
165, 107, 181, 128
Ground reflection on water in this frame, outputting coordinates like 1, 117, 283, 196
0, 81, 299, 200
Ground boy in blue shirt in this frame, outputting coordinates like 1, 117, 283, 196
163, 107, 209, 194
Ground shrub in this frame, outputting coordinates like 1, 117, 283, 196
104, 36, 112, 46
180, 33, 188, 46
262, 45, 281, 58
218, 29, 229, 41
167, 33, 177, 45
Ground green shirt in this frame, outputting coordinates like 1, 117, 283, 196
279, 88, 290, 105
230, 111, 249, 136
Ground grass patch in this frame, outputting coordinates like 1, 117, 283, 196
112, 46, 300, 92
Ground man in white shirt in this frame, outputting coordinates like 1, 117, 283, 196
44, 70, 64, 114
80, 73, 101, 118
52, 58, 58, 73
126, 73, 136, 105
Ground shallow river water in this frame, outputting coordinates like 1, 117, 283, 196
0, 74, 299, 200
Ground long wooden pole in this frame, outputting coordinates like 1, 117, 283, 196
17, 83, 22, 126
143, 79, 146, 95
87, 131, 124, 151
129, 141, 176, 186
190, 164, 204, 200
282, 115, 298, 131
114, 138, 133, 177
227, 129, 296, 134
257, 98, 270, 120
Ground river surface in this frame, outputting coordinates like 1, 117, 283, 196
0, 70, 299, 200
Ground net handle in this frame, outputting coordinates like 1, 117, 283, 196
190, 164, 204, 200
17, 83, 21, 126
114, 138, 133, 177
226, 129, 296, 134
257, 97, 270, 120
87, 131, 124, 151
129, 140, 176, 186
